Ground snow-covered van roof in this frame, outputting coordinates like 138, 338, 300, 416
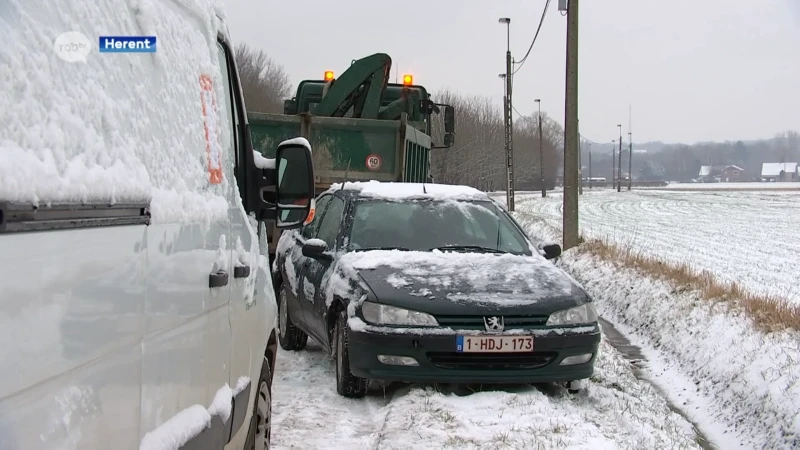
0, 0, 236, 224
325, 181, 488, 201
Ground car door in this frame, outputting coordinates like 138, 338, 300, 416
302, 195, 347, 344
286, 193, 332, 328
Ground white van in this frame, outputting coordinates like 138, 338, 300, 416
0, 0, 314, 449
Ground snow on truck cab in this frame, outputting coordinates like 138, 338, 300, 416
0, 1, 313, 450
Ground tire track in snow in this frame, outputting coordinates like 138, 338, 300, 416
270, 341, 398, 449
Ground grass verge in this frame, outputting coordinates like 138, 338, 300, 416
579, 237, 800, 333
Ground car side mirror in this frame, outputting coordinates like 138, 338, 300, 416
302, 238, 331, 260
275, 140, 314, 229
542, 244, 562, 260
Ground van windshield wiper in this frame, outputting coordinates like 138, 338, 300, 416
430, 245, 505, 253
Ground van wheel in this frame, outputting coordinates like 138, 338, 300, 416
278, 283, 308, 351
244, 358, 272, 449
334, 309, 367, 398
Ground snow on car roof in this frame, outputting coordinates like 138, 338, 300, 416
326, 180, 489, 201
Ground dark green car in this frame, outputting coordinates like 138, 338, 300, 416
273, 182, 601, 398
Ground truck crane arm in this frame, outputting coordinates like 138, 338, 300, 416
313, 53, 392, 119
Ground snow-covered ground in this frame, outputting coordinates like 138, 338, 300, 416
270, 339, 703, 449
552, 250, 800, 450
511, 189, 800, 303
510, 203, 800, 449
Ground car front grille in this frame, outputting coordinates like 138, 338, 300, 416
434, 315, 549, 330
426, 351, 557, 370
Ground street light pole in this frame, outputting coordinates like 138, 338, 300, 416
588, 143, 592, 189
617, 126, 624, 191
535, 99, 545, 198
628, 131, 633, 190
579, 136, 583, 195
611, 139, 616, 189
499, 17, 515, 211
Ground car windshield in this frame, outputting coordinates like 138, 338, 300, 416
346, 199, 533, 255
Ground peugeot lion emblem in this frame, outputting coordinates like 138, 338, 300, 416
484, 316, 504, 331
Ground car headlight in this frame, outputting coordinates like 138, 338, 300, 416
361, 301, 438, 326
546, 303, 598, 326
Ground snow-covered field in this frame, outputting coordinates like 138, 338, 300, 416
270, 339, 703, 449
512, 189, 800, 303
508, 200, 800, 449
649, 182, 800, 191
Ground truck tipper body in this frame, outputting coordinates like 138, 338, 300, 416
246, 53, 456, 257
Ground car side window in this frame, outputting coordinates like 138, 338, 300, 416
316, 196, 345, 249
301, 194, 332, 239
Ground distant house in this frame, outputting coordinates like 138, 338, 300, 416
761, 162, 798, 182
698, 165, 744, 183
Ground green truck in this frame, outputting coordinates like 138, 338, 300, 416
247, 53, 456, 256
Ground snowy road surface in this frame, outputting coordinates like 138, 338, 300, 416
270, 338, 702, 449
513, 189, 800, 303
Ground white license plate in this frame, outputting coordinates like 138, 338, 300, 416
456, 335, 533, 353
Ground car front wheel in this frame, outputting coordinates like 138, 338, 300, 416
277, 283, 308, 351
334, 309, 368, 398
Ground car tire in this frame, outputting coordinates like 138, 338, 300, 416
567, 379, 586, 394
334, 309, 368, 398
277, 283, 308, 351
244, 357, 272, 450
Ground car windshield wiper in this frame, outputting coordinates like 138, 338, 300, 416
353, 246, 412, 252
430, 245, 506, 253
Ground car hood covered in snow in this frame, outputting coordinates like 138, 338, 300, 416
341, 249, 590, 316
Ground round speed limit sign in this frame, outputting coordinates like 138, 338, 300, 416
365, 153, 382, 171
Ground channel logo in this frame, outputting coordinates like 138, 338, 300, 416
98, 36, 157, 53
54, 31, 91, 63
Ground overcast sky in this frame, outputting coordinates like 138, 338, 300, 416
225, 0, 800, 145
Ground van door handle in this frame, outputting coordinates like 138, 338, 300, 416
209, 271, 229, 288
233, 266, 251, 279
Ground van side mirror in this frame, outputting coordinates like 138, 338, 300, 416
275, 140, 314, 228
444, 106, 455, 133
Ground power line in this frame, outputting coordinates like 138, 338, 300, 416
512, 0, 552, 76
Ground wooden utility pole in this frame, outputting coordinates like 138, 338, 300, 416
562, 0, 579, 250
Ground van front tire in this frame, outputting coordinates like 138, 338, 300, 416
277, 284, 308, 351
244, 357, 272, 449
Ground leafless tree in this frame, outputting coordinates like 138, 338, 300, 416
234, 43, 292, 114
429, 89, 563, 191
